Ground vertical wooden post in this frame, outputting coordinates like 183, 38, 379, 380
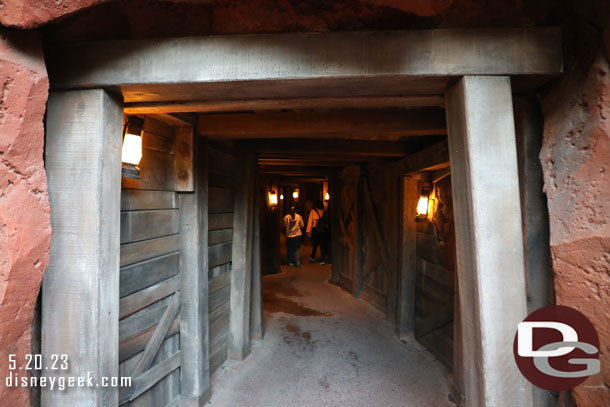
445, 76, 532, 407
514, 97, 552, 407
385, 166, 400, 322
329, 169, 342, 284
396, 174, 419, 337
250, 168, 263, 342
352, 167, 364, 298
178, 135, 211, 405
42, 90, 122, 406
229, 151, 256, 360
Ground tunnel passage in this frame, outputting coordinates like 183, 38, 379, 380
112, 106, 458, 406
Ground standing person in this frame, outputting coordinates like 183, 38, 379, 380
283, 206, 304, 267
307, 200, 329, 264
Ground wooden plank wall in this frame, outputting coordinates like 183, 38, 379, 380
360, 165, 400, 318
207, 141, 236, 376
119, 117, 181, 406
414, 174, 456, 370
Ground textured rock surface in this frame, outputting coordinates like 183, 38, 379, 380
541, 49, 610, 407
0, 30, 51, 406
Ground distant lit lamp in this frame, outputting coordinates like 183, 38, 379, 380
292, 189, 299, 200
280, 194, 284, 200
268, 190, 278, 208
122, 116, 144, 179
416, 187, 430, 221
324, 192, 330, 202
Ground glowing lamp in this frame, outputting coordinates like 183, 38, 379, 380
292, 189, 299, 200
416, 187, 430, 219
268, 190, 278, 207
325, 192, 330, 201
122, 117, 144, 179
280, 194, 284, 200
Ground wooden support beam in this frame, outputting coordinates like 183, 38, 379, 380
229, 152, 256, 360
178, 137, 211, 404
250, 170, 263, 342
445, 76, 531, 407
250, 139, 410, 158
353, 168, 364, 298
198, 109, 446, 139
397, 174, 419, 337
42, 90, 122, 407
48, 28, 562, 102
124, 96, 445, 114
173, 126, 194, 192
396, 139, 450, 175
329, 170, 342, 284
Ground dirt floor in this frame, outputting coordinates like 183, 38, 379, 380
208, 262, 455, 407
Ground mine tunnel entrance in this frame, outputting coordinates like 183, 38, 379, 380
41, 29, 559, 407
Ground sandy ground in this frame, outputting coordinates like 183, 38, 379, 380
208, 262, 455, 407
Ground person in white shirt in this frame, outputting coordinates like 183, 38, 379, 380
283, 206, 304, 267
307, 200, 329, 265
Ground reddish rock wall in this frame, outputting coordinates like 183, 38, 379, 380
540, 33, 610, 407
0, 30, 51, 406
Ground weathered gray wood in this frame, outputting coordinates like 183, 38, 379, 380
125, 95, 444, 114
42, 89, 122, 406
131, 292, 181, 377
397, 139, 450, 175
120, 209, 179, 244
209, 271, 231, 294
178, 136, 211, 404
120, 253, 180, 298
208, 148, 236, 178
121, 190, 177, 211
362, 177, 389, 272
415, 304, 454, 338
250, 172, 263, 341
209, 186, 236, 214
209, 242, 233, 268
514, 97, 553, 407
143, 130, 174, 154
208, 229, 233, 245
352, 168, 364, 298
445, 76, 532, 407
120, 234, 179, 267
417, 258, 454, 289
209, 285, 231, 313
229, 152, 256, 360
198, 109, 446, 139
329, 170, 342, 284
209, 172, 236, 189
120, 351, 181, 404
120, 298, 171, 341
209, 341, 228, 376
119, 319, 180, 363
209, 213, 234, 230
120, 276, 180, 319
209, 313, 230, 348
173, 126, 194, 192
360, 283, 386, 313
209, 301, 231, 324
49, 29, 562, 99
209, 262, 231, 279
144, 116, 174, 137
122, 149, 175, 191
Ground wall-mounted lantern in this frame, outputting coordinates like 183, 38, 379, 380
121, 116, 144, 179
292, 189, 299, 200
325, 192, 330, 202
280, 193, 284, 200
416, 186, 431, 220
268, 189, 278, 208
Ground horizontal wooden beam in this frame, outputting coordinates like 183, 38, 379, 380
397, 139, 450, 174
124, 96, 444, 113
198, 109, 446, 139
247, 139, 409, 157
47, 28, 562, 102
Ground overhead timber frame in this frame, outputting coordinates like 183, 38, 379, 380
43, 28, 561, 407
